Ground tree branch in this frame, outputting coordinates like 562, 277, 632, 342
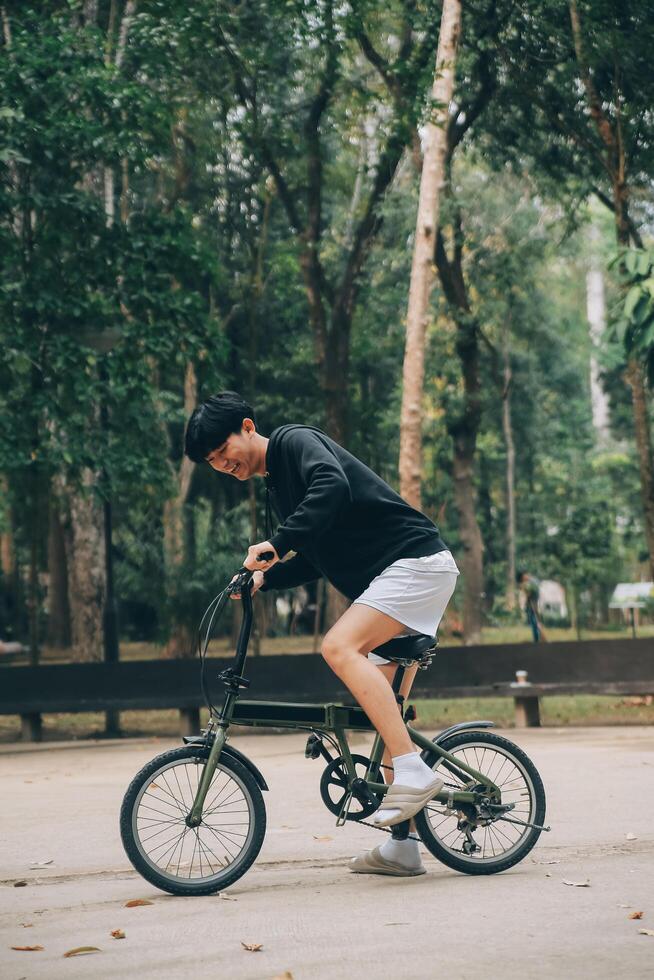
333, 11, 440, 320
214, 22, 304, 235
569, 0, 616, 157
591, 184, 644, 248
303, 0, 338, 307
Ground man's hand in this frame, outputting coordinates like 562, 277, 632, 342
228, 569, 264, 601
243, 541, 279, 573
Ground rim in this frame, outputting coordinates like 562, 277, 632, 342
422, 740, 537, 865
131, 755, 255, 886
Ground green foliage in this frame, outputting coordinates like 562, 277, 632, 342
609, 248, 654, 382
1, 0, 651, 652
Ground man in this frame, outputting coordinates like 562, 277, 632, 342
185, 391, 460, 877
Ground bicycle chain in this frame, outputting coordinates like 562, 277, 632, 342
353, 782, 462, 836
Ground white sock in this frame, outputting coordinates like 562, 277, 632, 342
373, 751, 438, 824
379, 832, 422, 869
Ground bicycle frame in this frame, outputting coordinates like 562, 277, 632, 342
187, 578, 501, 827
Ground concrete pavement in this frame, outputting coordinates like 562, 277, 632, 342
1, 726, 653, 979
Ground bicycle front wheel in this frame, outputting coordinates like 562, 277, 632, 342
120, 745, 266, 896
414, 730, 546, 875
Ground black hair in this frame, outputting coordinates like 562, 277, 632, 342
184, 391, 258, 464
516, 568, 528, 583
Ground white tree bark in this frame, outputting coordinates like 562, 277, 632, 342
399, 0, 462, 507
502, 324, 517, 611
586, 237, 611, 445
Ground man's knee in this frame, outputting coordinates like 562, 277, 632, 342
321, 631, 358, 667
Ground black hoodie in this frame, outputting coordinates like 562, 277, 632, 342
259, 424, 448, 601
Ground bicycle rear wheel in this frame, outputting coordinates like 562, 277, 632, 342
120, 745, 266, 896
414, 730, 546, 875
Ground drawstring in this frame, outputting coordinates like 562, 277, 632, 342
265, 477, 273, 540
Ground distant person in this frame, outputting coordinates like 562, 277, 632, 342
517, 570, 547, 642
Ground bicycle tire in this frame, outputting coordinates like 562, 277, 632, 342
414, 730, 546, 875
120, 745, 266, 896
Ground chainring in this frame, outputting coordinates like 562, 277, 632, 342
319, 754, 384, 822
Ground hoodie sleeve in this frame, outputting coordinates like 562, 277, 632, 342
268, 429, 353, 560
259, 552, 322, 591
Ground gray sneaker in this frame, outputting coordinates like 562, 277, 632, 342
349, 844, 426, 877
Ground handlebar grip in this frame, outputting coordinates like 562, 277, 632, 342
232, 550, 276, 583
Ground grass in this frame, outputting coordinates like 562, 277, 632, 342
1, 693, 653, 744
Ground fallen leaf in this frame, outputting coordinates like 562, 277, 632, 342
63, 946, 101, 957
272, 973, 294, 979
124, 899, 153, 907
629, 912, 644, 920
626, 833, 638, 841
110, 929, 126, 939
13, 881, 27, 888
545, 873, 552, 877
638, 929, 654, 937
11, 945, 44, 952
312, 835, 333, 842
19, 923, 33, 928
563, 880, 590, 887
241, 941, 263, 952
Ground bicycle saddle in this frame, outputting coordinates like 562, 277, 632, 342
370, 633, 436, 662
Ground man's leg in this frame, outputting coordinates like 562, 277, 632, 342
375, 659, 420, 827
321, 603, 419, 757
321, 603, 439, 823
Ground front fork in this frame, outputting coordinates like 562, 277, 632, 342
186, 722, 227, 827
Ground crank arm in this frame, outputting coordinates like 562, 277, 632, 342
336, 791, 353, 827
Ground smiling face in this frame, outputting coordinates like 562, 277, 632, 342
205, 419, 256, 479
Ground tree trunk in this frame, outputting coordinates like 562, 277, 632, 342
325, 583, 351, 631
502, 325, 517, 612
27, 454, 43, 666
586, 232, 611, 445
58, 470, 106, 662
399, 0, 461, 508
451, 417, 484, 644
435, 222, 485, 643
46, 495, 71, 648
0, 476, 15, 581
162, 361, 197, 658
569, 0, 654, 575
626, 359, 654, 579
246, 188, 272, 655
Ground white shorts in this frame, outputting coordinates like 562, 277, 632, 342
353, 550, 460, 665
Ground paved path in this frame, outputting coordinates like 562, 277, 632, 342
1, 726, 653, 979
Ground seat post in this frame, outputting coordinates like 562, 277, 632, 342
391, 663, 406, 704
